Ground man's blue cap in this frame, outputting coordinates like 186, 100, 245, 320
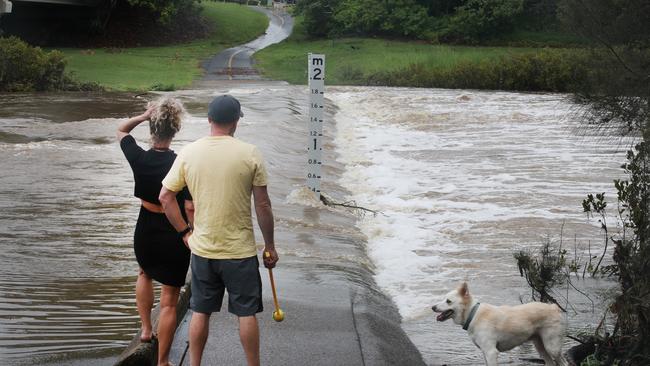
208, 95, 244, 124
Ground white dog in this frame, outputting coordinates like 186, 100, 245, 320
431, 282, 567, 366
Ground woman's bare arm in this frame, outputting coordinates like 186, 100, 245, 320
116, 106, 154, 141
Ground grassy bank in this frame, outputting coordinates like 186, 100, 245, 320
59, 3, 268, 91
255, 17, 585, 92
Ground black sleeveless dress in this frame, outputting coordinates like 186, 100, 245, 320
121, 135, 191, 287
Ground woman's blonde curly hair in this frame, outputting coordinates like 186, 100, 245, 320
147, 97, 186, 142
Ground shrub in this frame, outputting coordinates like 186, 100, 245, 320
127, 0, 200, 25
296, 0, 430, 38
333, 0, 430, 37
0, 36, 68, 92
295, 0, 341, 38
442, 0, 525, 43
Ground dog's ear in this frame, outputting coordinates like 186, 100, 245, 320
459, 282, 469, 297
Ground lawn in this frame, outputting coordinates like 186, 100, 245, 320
254, 17, 560, 85
59, 2, 269, 91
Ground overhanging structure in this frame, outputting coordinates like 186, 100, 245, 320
11, 0, 101, 6
1, 0, 12, 13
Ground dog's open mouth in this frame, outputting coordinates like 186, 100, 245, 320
436, 309, 454, 322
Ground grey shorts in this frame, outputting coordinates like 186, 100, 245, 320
190, 254, 263, 316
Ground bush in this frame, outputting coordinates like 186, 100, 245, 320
296, 0, 430, 38
295, 0, 341, 38
442, 0, 525, 43
333, 0, 430, 37
0, 37, 98, 92
127, 0, 200, 25
0, 36, 68, 92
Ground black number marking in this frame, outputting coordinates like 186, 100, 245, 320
313, 68, 322, 80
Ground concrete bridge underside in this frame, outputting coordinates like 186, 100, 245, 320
12, 0, 101, 7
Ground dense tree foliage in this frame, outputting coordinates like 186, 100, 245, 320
442, 0, 524, 43
126, 0, 200, 25
334, 0, 429, 37
295, 0, 566, 41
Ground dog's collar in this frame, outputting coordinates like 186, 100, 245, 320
462, 302, 480, 331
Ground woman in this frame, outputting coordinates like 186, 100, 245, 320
117, 97, 192, 366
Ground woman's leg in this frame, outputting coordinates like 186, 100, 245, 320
136, 268, 154, 340
158, 284, 181, 366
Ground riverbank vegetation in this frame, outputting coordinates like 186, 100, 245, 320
0, 37, 100, 92
255, 16, 585, 92
0, 2, 268, 91
514, 1, 649, 364
294, 0, 585, 45
59, 2, 267, 91
258, 0, 648, 95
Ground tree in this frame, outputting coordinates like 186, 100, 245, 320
442, 0, 525, 43
295, 0, 341, 38
416, 0, 466, 16
559, 0, 650, 363
334, 0, 429, 37
127, 0, 200, 25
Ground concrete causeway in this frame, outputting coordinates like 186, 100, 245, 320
168, 267, 426, 366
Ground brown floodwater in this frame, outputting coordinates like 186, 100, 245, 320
0, 85, 628, 365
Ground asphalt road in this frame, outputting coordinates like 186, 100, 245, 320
201, 5, 293, 82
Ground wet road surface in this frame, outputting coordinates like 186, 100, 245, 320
200, 5, 293, 82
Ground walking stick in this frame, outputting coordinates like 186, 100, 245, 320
264, 251, 284, 322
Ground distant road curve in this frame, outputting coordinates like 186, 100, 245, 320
201, 5, 293, 81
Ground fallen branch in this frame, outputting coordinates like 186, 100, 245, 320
319, 194, 381, 216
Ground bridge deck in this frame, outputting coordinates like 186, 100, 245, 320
11, 0, 101, 7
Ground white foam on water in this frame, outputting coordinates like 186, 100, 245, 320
285, 186, 324, 208
329, 87, 627, 321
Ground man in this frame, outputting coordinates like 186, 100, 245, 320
159, 94, 278, 366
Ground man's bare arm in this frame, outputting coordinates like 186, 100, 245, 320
160, 187, 191, 246
185, 200, 195, 227
253, 185, 278, 268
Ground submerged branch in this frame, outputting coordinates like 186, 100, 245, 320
319, 194, 381, 216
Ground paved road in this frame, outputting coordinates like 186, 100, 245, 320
201, 5, 293, 81
168, 267, 426, 366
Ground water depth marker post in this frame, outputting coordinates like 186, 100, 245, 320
307, 53, 325, 199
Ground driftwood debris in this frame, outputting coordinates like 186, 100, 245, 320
319, 194, 380, 216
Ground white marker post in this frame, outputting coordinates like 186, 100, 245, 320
307, 53, 325, 199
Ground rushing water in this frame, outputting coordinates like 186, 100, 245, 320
0, 85, 627, 365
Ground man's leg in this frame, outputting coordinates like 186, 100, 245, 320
238, 315, 260, 366
189, 311, 211, 366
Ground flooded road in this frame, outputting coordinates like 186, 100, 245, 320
0, 84, 626, 365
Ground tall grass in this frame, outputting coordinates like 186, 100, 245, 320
255, 16, 586, 91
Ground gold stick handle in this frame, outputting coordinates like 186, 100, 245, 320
268, 268, 280, 311
265, 251, 280, 311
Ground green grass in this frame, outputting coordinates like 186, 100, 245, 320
491, 29, 590, 47
255, 16, 546, 85
59, 2, 269, 91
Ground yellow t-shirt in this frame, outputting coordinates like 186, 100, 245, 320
162, 136, 268, 259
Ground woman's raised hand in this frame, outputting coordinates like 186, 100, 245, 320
141, 105, 156, 120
